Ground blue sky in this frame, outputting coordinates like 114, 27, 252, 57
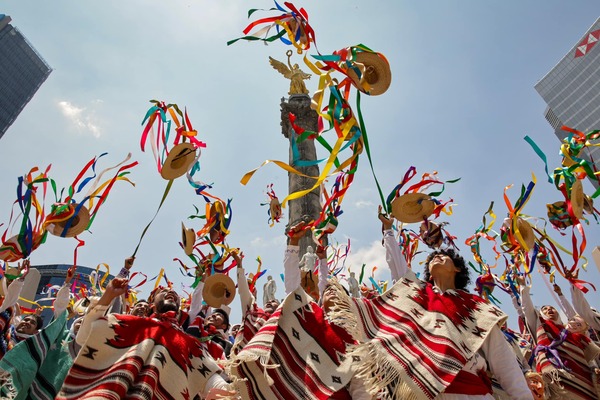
2, 1, 600, 327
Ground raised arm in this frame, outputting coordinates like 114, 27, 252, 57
379, 207, 409, 281
316, 243, 329, 297
77, 277, 128, 346
233, 251, 254, 313
53, 265, 76, 318
517, 275, 540, 340
552, 283, 576, 320
110, 257, 134, 314
570, 283, 600, 331
284, 222, 305, 294
189, 268, 207, 322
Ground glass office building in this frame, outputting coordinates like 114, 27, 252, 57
0, 14, 52, 139
535, 17, 600, 187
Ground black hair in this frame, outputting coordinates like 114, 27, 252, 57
24, 314, 44, 330
423, 248, 471, 290
212, 308, 230, 329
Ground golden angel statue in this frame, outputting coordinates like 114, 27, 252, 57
269, 50, 311, 95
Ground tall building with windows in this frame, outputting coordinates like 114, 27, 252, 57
535, 17, 600, 186
0, 14, 52, 139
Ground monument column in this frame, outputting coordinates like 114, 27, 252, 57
280, 94, 321, 259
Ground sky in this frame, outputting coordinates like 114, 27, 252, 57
2, 1, 600, 327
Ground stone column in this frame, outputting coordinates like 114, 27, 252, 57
280, 94, 321, 261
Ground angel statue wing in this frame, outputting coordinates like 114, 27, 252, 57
269, 57, 292, 79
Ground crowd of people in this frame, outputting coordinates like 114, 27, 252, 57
0, 209, 599, 400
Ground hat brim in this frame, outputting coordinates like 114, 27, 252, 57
420, 220, 443, 248
583, 194, 594, 215
181, 222, 196, 256
570, 179, 584, 219
345, 51, 391, 96
202, 274, 236, 308
46, 204, 91, 238
515, 218, 535, 251
161, 143, 197, 180
391, 193, 435, 224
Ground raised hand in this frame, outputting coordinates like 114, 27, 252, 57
288, 221, 308, 246
124, 257, 135, 270
65, 265, 76, 284
378, 205, 393, 231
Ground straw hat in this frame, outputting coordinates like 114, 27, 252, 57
420, 220, 443, 248
547, 201, 572, 230
46, 204, 90, 238
287, 18, 309, 47
570, 179, 584, 219
345, 50, 391, 96
391, 193, 435, 223
0, 234, 43, 262
583, 194, 594, 215
202, 273, 236, 309
160, 143, 196, 180
514, 218, 535, 251
270, 197, 282, 221
181, 222, 196, 256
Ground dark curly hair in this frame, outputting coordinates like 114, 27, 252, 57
423, 248, 471, 290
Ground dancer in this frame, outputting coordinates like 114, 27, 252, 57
344, 209, 532, 399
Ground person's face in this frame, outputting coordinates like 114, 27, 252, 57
321, 286, 336, 312
153, 289, 180, 314
526, 374, 545, 399
541, 305, 559, 321
264, 299, 280, 314
130, 301, 151, 317
428, 253, 459, 280
16, 315, 39, 335
567, 315, 587, 334
206, 312, 227, 330
231, 324, 241, 337
72, 318, 83, 335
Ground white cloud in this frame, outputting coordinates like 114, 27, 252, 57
345, 239, 391, 282
250, 235, 286, 248
57, 100, 101, 138
354, 199, 375, 208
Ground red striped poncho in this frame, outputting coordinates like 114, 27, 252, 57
534, 318, 600, 400
348, 270, 506, 399
56, 313, 223, 400
228, 287, 358, 399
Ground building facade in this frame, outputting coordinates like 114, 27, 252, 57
21, 264, 114, 324
535, 17, 600, 186
0, 14, 52, 139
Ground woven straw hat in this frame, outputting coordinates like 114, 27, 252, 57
46, 204, 90, 238
202, 273, 236, 308
420, 220, 443, 248
161, 143, 196, 180
0, 233, 44, 262
345, 51, 391, 96
181, 223, 196, 256
570, 179, 584, 219
391, 193, 435, 223
514, 218, 535, 251
547, 201, 572, 230
583, 194, 594, 215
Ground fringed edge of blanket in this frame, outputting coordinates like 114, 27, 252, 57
323, 278, 361, 341
542, 369, 570, 398
223, 351, 280, 386
347, 342, 419, 400
0, 369, 17, 400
